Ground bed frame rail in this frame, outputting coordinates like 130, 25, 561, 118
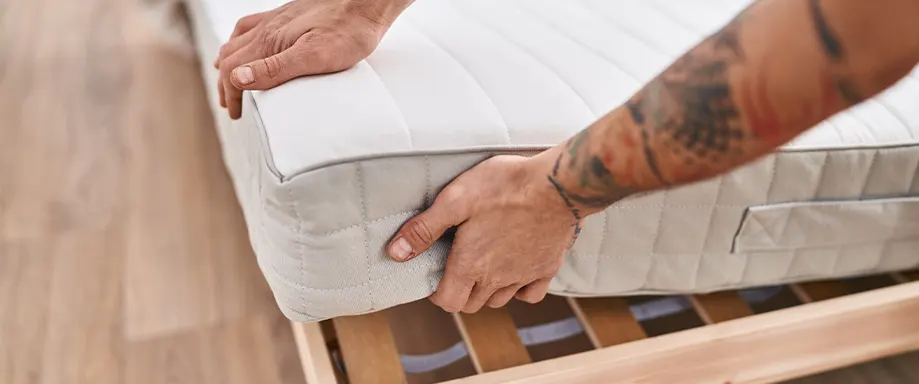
292, 273, 919, 384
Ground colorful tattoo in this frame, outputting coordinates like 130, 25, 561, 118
546, 0, 868, 224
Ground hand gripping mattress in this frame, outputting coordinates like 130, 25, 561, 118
186, 0, 919, 322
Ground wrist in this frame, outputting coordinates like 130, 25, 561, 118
523, 146, 602, 222
347, 0, 414, 27
526, 140, 633, 219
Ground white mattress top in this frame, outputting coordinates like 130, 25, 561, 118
202, 0, 919, 178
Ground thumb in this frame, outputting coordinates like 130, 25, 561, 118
230, 45, 328, 90
388, 200, 463, 263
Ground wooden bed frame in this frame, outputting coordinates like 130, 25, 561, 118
292, 271, 919, 383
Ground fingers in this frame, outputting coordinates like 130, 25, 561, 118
217, 78, 226, 108
221, 58, 245, 119
462, 283, 500, 313
215, 12, 269, 68
216, 29, 259, 69
232, 12, 268, 39
429, 270, 474, 313
486, 284, 523, 309
387, 188, 466, 263
515, 278, 551, 304
230, 43, 334, 91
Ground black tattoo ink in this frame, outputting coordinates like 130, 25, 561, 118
628, 23, 747, 171
641, 129, 667, 184
809, 0, 864, 105
809, 0, 843, 60
547, 174, 583, 248
627, 101, 645, 124
589, 157, 608, 178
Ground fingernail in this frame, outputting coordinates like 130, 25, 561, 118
233, 66, 254, 85
390, 237, 413, 261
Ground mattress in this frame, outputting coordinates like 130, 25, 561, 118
186, 0, 919, 322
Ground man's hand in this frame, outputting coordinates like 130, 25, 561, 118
215, 0, 413, 119
386, 154, 581, 313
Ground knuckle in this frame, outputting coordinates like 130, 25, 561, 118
407, 218, 436, 245
262, 55, 283, 79
256, 29, 281, 54
485, 277, 505, 289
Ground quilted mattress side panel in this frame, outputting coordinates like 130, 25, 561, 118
264, 144, 919, 322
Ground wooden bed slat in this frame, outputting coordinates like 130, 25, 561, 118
454, 308, 532, 373
791, 280, 850, 303
567, 297, 646, 349
689, 291, 754, 324
291, 321, 339, 384
333, 312, 406, 384
445, 281, 919, 384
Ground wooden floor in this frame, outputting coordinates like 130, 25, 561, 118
0, 0, 915, 382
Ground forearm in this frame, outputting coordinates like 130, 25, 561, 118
532, 0, 919, 219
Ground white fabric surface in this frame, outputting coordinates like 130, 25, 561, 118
186, 0, 919, 322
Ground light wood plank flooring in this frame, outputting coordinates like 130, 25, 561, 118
0, 0, 915, 382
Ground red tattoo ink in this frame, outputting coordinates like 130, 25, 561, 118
619, 129, 636, 149
741, 75, 781, 143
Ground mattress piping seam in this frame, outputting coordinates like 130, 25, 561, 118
276, 142, 919, 183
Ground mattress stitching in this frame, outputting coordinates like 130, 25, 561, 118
843, 106, 875, 144
362, 59, 416, 150
511, 2, 643, 86
591, 212, 609, 290
909, 154, 919, 193
356, 163, 374, 311
873, 97, 916, 141
764, 155, 779, 203
196, 0, 919, 318
641, 0, 706, 38
288, 180, 308, 316
270, 258, 442, 292
399, 19, 513, 145
446, 1, 597, 119
823, 118, 846, 146
574, 0, 674, 57
701, 170, 728, 259
310, 203, 791, 238
859, 149, 879, 196
277, 141, 919, 182
640, 190, 668, 289
811, 151, 831, 199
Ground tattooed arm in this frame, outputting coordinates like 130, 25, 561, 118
385, 0, 919, 314
535, 0, 919, 221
